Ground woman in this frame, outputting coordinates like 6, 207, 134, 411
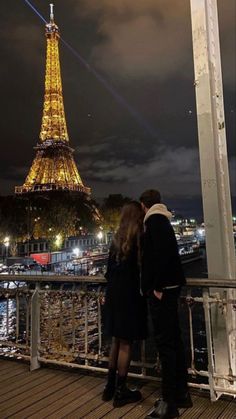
102, 201, 147, 408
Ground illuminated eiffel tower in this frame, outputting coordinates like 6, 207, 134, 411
15, 4, 90, 195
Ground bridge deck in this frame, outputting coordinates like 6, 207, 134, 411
0, 360, 235, 418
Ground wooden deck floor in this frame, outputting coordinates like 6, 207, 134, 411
0, 359, 235, 419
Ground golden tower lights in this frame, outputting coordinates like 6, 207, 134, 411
15, 4, 90, 195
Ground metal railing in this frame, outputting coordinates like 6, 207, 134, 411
0, 276, 236, 401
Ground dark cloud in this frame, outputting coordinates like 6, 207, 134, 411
77, 0, 235, 86
77, 0, 191, 81
77, 137, 201, 196
76, 134, 236, 209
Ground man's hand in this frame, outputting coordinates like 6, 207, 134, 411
153, 290, 163, 300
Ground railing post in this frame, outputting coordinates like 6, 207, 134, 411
203, 289, 217, 401
30, 283, 41, 371
6, 298, 9, 337
97, 286, 102, 357
16, 293, 20, 343
71, 293, 76, 353
84, 294, 88, 366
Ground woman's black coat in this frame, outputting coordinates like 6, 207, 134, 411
104, 242, 147, 341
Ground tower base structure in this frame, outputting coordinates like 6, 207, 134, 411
15, 141, 90, 195
15, 184, 90, 195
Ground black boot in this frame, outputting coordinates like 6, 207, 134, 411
102, 368, 116, 401
146, 400, 179, 419
113, 375, 142, 408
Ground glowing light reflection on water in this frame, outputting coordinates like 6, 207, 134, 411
0, 299, 16, 339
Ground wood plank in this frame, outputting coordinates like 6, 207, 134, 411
83, 397, 113, 419
47, 379, 104, 419
217, 399, 236, 419
0, 360, 21, 371
0, 361, 235, 419
95, 382, 159, 419
0, 364, 28, 380
0, 361, 28, 373
123, 384, 161, 419
198, 399, 230, 418
0, 371, 46, 395
0, 370, 34, 391
0, 368, 55, 397
9, 375, 83, 419
0, 371, 77, 417
27, 376, 93, 419
0, 369, 63, 403
0, 371, 28, 386
180, 394, 213, 418
0, 371, 64, 411
63, 382, 106, 419
0, 367, 26, 383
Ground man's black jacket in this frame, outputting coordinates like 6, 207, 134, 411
142, 213, 186, 293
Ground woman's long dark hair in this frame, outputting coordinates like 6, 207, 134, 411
113, 201, 144, 262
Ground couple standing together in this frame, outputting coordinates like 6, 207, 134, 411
103, 189, 193, 419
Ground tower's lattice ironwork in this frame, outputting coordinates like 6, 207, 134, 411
15, 4, 90, 195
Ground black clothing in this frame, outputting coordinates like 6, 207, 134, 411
113, 376, 142, 407
142, 214, 186, 293
148, 288, 188, 403
102, 368, 116, 401
142, 208, 188, 406
146, 399, 179, 419
104, 243, 147, 340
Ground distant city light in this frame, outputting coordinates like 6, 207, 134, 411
171, 220, 181, 225
3, 237, 10, 247
73, 247, 80, 258
97, 232, 103, 240
55, 234, 62, 248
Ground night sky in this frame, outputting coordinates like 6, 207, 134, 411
0, 0, 235, 217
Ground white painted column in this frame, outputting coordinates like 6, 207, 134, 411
190, 0, 236, 398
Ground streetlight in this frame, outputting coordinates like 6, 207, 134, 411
97, 231, 103, 252
3, 236, 10, 264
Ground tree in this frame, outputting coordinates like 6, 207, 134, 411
101, 194, 131, 232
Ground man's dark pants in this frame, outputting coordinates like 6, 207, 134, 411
148, 288, 188, 403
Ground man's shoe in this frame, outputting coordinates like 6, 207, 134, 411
113, 384, 142, 407
154, 397, 164, 408
102, 384, 115, 401
145, 400, 179, 419
176, 392, 193, 408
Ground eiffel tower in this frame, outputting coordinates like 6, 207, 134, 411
15, 4, 90, 195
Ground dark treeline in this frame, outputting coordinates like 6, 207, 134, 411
0, 192, 131, 248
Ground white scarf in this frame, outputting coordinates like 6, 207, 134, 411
144, 203, 172, 225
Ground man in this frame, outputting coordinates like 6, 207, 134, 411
140, 189, 192, 419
